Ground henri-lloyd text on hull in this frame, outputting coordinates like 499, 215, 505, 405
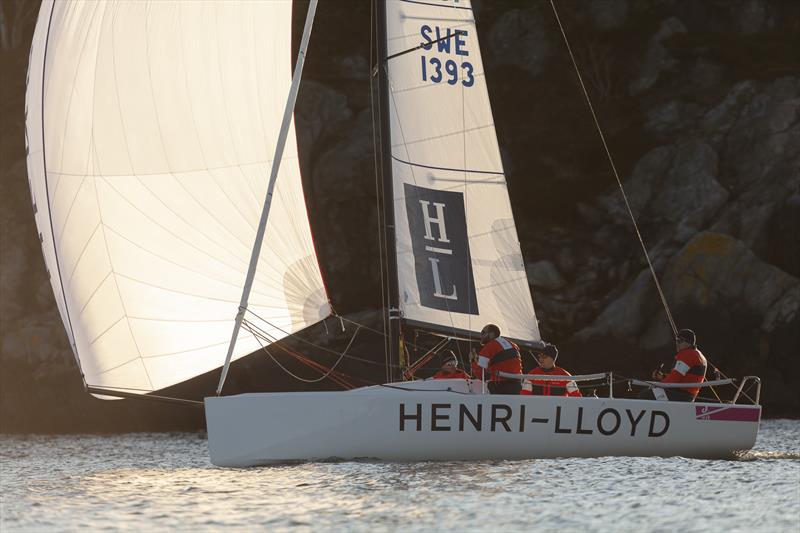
399, 402, 671, 437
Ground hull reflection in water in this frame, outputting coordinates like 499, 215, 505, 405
204, 379, 760, 467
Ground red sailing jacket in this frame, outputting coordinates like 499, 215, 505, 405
521, 366, 582, 397
662, 347, 707, 397
432, 368, 470, 380
472, 337, 522, 382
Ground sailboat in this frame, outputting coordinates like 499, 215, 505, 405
25, 0, 761, 467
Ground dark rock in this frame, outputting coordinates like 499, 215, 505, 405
766, 194, 800, 278
330, 54, 369, 81
600, 141, 728, 237
734, 0, 774, 35
574, 267, 656, 343
717, 77, 800, 191
643, 100, 702, 139
487, 7, 551, 78
527, 260, 565, 291
586, 0, 629, 30
661, 232, 799, 328
577, 231, 799, 349
629, 17, 687, 95
296, 80, 353, 167
707, 77, 800, 252
701, 81, 758, 150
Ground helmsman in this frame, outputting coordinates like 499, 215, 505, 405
470, 324, 523, 395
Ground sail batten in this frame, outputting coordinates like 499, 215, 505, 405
385, 0, 541, 344
26, 0, 330, 395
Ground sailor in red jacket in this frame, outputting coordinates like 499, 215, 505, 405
470, 324, 523, 395
432, 352, 470, 380
521, 344, 581, 397
640, 329, 707, 402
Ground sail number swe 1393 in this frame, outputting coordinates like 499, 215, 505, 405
419, 25, 474, 87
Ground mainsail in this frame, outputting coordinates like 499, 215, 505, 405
384, 0, 541, 344
25, 0, 330, 394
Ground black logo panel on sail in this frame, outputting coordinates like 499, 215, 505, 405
404, 183, 478, 315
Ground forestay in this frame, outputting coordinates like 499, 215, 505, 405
25, 0, 329, 394
384, 0, 540, 344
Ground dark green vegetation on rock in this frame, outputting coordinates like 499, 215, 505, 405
1, 0, 798, 432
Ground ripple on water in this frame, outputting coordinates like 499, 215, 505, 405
0, 421, 798, 531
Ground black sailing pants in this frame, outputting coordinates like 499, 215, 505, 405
488, 381, 522, 395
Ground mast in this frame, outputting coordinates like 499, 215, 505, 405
216, 0, 319, 396
376, 0, 401, 382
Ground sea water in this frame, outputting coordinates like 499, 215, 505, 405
1, 419, 798, 532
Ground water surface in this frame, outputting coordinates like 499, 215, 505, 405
2, 419, 798, 531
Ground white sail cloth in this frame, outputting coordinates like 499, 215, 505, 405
384, 0, 540, 344
25, 0, 329, 394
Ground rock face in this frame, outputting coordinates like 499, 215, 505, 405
1, 0, 799, 431
629, 17, 687, 95
486, 6, 551, 78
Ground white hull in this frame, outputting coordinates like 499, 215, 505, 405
204, 379, 760, 467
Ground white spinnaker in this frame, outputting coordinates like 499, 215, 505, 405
384, 0, 540, 344
25, 0, 329, 394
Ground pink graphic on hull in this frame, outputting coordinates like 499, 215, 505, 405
695, 406, 760, 422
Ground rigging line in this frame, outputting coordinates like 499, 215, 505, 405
391, 155, 503, 176
242, 320, 358, 385
245, 321, 360, 389
337, 314, 386, 337
710, 363, 754, 404
335, 314, 464, 360
86, 386, 203, 407
549, 0, 677, 337
390, 122, 495, 151
385, 28, 465, 62
398, 0, 472, 11
460, 58, 473, 346
381, 64, 401, 382
248, 319, 364, 381
369, 0, 390, 382
404, 337, 451, 379
243, 310, 405, 368
384, 22, 473, 54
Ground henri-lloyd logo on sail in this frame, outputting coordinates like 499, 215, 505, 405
404, 184, 478, 314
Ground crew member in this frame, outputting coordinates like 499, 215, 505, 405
470, 324, 523, 395
521, 344, 581, 397
432, 352, 470, 380
640, 328, 707, 402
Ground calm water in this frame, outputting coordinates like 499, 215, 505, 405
1, 420, 798, 532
